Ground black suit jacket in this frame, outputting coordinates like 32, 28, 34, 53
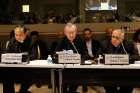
55, 36, 88, 61
84, 39, 100, 59
30, 39, 48, 60
100, 39, 140, 63
6, 37, 31, 53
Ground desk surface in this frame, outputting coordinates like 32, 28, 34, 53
64, 64, 140, 69
1, 63, 140, 69
0, 63, 64, 68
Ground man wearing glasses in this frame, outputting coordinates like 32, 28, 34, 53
100, 29, 137, 55
100, 29, 139, 93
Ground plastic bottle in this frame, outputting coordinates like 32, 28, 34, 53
47, 55, 53, 64
97, 55, 103, 65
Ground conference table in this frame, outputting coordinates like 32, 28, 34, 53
0, 63, 64, 93
1, 62, 140, 93
58, 64, 140, 93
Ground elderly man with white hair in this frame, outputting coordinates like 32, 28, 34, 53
56, 23, 88, 93
56, 23, 88, 59
100, 29, 138, 56
100, 28, 139, 93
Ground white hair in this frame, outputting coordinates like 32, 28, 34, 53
64, 23, 77, 32
112, 29, 125, 40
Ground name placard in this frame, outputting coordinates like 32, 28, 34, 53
105, 54, 129, 65
58, 53, 81, 64
1, 53, 23, 63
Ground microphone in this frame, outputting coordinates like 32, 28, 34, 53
71, 42, 79, 54
121, 43, 128, 54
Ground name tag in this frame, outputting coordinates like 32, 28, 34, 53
58, 53, 81, 64
1, 53, 28, 64
104, 54, 129, 65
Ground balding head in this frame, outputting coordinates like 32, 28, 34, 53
111, 29, 125, 46
64, 23, 77, 42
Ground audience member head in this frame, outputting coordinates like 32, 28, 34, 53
133, 29, 140, 43
64, 23, 77, 43
105, 27, 113, 38
57, 31, 64, 39
14, 25, 28, 43
111, 29, 125, 46
83, 28, 93, 41
30, 31, 39, 44
48, 18, 54, 24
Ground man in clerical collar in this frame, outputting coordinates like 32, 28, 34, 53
5, 25, 32, 93
56, 23, 88, 58
100, 29, 136, 55
100, 29, 139, 93
56, 23, 88, 93
6, 25, 30, 53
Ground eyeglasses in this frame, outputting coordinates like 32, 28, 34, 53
112, 35, 120, 40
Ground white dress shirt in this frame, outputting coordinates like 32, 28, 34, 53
86, 40, 94, 57
136, 42, 140, 56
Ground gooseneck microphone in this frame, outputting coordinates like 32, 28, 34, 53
121, 43, 128, 54
71, 42, 79, 54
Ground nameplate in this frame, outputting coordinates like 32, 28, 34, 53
1, 53, 23, 63
105, 54, 129, 65
58, 53, 81, 64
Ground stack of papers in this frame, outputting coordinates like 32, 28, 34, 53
134, 61, 140, 64
84, 60, 92, 64
29, 60, 50, 65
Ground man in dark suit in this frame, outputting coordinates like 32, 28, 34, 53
56, 23, 87, 60
30, 31, 48, 60
29, 31, 50, 88
5, 25, 31, 93
56, 23, 88, 93
6, 26, 30, 53
100, 29, 139, 93
82, 28, 101, 92
83, 28, 100, 60
100, 29, 139, 61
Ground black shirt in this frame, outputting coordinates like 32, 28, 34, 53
55, 36, 88, 61
6, 37, 31, 53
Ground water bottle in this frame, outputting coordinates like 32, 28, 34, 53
97, 55, 103, 65
47, 55, 53, 64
